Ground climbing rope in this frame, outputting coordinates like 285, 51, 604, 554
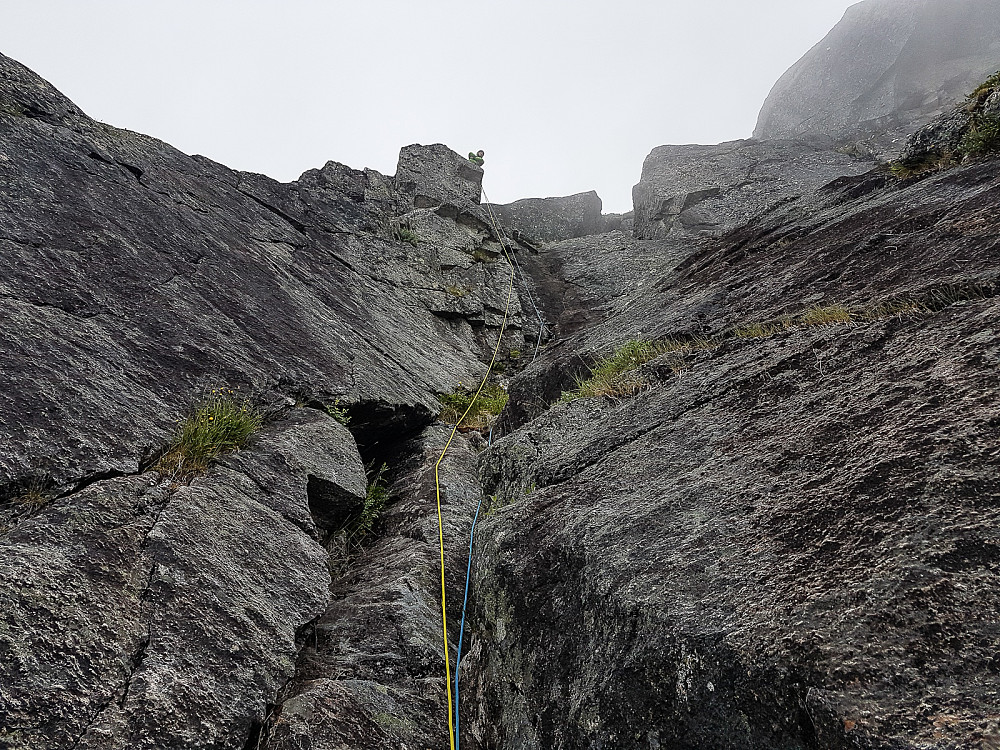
453, 491, 485, 749
435, 198, 516, 750
480, 186, 548, 361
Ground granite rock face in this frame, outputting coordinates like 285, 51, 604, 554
0, 50, 529, 750
261, 424, 482, 750
3, 30, 1000, 750
0, 51, 530, 495
0, 409, 361, 750
755, 0, 1000, 149
465, 154, 1000, 749
631, 139, 872, 240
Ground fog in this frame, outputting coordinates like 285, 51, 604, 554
1, 0, 862, 212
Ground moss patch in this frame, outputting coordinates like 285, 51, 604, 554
438, 382, 508, 429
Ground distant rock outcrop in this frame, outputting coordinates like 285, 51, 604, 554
632, 139, 871, 240
487, 191, 604, 244
754, 0, 1000, 152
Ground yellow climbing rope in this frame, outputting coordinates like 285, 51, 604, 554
435, 193, 516, 750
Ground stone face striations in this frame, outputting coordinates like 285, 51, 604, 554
2, 10, 1000, 749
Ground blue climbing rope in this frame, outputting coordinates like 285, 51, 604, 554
454, 492, 486, 750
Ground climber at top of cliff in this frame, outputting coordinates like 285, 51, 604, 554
468, 149, 484, 166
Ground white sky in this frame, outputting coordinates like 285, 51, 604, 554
2, 0, 860, 213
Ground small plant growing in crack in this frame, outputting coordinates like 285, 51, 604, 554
471, 247, 496, 263
800, 304, 853, 326
0, 478, 54, 532
323, 398, 351, 426
156, 390, 263, 478
735, 319, 793, 339
392, 225, 419, 247
4, 479, 53, 521
15, 485, 50, 512
342, 463, 390, 544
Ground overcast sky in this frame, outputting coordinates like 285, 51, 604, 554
2, 1, 861, 212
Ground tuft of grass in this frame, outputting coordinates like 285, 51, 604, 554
959, 113, 1000, 156
483, 482, 537, 517
921, 283, 993, 311
561, 339, 692, 402
735, 319, 793, 339
10, 482, 51, 516
509, 349, 521, 360
445, 284, 470, 298
858, 299, 930, 321
16, 488, 48, 509
471, 248, 496, 263
887, 152, 957, 179
800, 305, 853, 326
343, 463, 389, 544
0, 103, 27, 118
393, 226, 419, 246
157, 391, 263, 478
438, 382, 508, 429
324, 398, 351, 426
968, 70, 1000, 102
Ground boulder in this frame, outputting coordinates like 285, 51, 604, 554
395, 143, 484, 211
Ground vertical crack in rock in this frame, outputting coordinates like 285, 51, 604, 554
254, 422, 485, 749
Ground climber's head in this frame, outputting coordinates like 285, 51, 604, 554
477, 150, 485, 157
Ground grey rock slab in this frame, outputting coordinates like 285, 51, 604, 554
217, 408, 368, 538
0, 475, 166, 750
467, 301, 1000, 749
0, 409, 365, 749
467, 150, 1000, 748
571, 159, 1000, 364
488, 191, 605, 244
0, 53, 531, 492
